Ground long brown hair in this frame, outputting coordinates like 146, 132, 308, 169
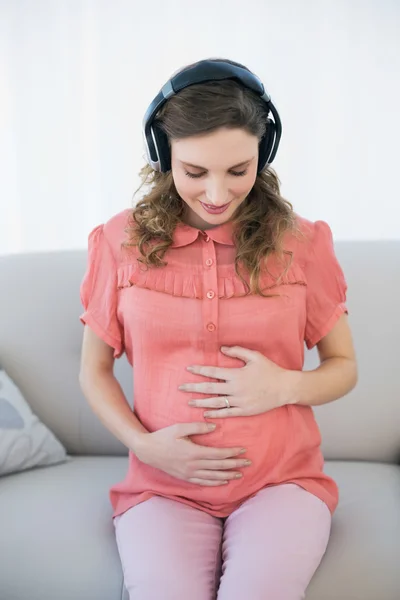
124, 58, 299, 295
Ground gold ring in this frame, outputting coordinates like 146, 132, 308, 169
224, 397, 230, 409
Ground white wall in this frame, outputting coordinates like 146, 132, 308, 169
1, 0, 399, 255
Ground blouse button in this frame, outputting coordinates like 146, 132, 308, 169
205, 258, 213, 267
206, 290, 215, 299
207, 323, 216, 332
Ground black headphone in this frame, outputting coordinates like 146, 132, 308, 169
142, 59, 282, 174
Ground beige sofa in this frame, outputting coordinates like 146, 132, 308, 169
0, 240, 399, 600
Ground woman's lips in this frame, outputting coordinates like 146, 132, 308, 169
200, 201, 231, 214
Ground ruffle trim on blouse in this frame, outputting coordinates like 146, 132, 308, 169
117, 260, 307, 300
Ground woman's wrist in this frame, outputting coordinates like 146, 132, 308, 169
284, 358, 357, 407
131, 430, 151, 459
274, 368, 303, 407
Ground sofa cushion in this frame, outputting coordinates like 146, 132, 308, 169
307, 461, 400, 599
0, 367, 67, 476
0, 456, 127, 600
0, 458, 399, 600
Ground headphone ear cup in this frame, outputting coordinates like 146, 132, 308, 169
152, 122, 171, 172
258, 118, 276, 172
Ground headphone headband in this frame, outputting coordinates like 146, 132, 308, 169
143, 59, 281, 173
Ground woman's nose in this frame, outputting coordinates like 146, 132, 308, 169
205, 183, 229, 206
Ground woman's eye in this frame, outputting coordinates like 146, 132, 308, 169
184, 169, 248, 179
184, 171, 204, 179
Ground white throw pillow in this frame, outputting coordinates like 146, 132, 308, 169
0, 368, 67, 476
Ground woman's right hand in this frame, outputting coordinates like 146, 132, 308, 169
134, 422, 251, 486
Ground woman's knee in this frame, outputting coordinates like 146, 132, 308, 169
218, 565, 310, 600
124, 575, 210, 600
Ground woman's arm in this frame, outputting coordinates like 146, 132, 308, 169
289, 313, 358, 407
79, 325, 148, 451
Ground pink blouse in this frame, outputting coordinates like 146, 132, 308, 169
80, 209, 347, 517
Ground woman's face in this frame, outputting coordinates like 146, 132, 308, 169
171, 127, 259, 230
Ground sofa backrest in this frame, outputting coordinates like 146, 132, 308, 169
0, 241, 399, 462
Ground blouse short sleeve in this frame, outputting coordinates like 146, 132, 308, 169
304, 220, 348, 349
80, 224, 124, 358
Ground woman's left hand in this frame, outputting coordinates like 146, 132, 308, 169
179, 346, 297, 418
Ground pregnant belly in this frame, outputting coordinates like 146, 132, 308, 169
137, 390, 286, 448
137, 395, 292, 482
131, 398, 322, 510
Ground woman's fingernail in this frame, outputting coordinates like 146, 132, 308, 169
204, 412, 211, 417
239, 449, 247, 454
244, 460, 252, 466
186, 366, 194, 372
235, 473, 243, 479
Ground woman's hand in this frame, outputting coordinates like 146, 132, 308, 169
134, 422, 252, 486
179, 346, 296, 418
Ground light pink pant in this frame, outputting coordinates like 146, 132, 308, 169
114, 483, 331, 600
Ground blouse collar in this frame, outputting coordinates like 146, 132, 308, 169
171, 221, 235, 248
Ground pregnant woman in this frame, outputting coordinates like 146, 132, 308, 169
79, 58, 357, 599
